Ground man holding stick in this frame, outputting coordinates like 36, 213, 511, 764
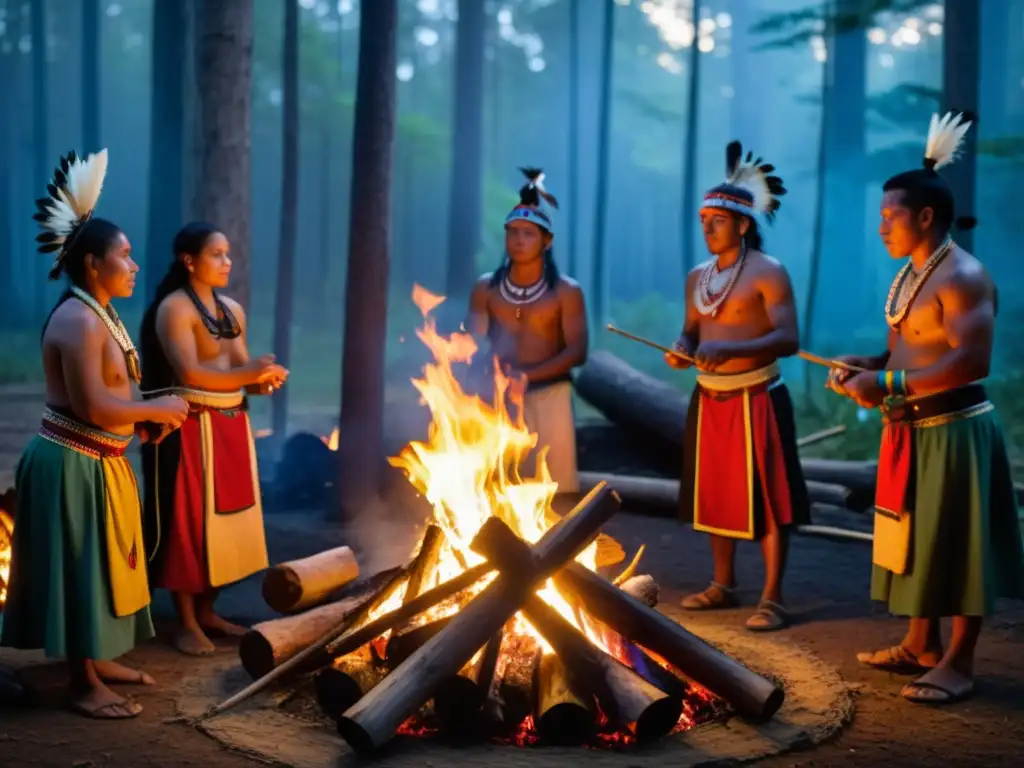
666, 142, 810, 632
827, 112, 1024, 704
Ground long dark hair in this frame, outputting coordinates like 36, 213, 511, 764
41, 217, 125, 340
742, 216, 764, 252
491, 169, 561, 289
139, 221, 222, 390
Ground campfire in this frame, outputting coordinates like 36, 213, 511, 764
237, 286, 783, 756
0, 496, 14, 610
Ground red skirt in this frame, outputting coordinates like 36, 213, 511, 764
679, 379, 810, 540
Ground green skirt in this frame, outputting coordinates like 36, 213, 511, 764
0, 435, 154, 660
871, 408, 1024, 617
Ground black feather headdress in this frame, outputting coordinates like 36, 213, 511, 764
33, 149, 108, 279
506, 167, 558, 234
702, 141, 787, 223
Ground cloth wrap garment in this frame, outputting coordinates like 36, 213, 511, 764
519, 378, 579, 495
1, 408, 154, 660
871, 384, 1024, 617
142, 387, 268, 594
679, 362, 811, 539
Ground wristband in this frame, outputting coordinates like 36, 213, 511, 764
892, 369, 907, 396
876, 370, 889, 393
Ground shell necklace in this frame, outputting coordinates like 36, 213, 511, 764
694, 242, 746, 317
500, 268, 547, 320
885, 236, 954, 329
70, 286, 142, 384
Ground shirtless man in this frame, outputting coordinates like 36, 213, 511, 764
2, 149, 188, 719
466, 168, 588, 505
140, 221, 288, 656
666, 142, 810, 631
828, 112, 1024, 704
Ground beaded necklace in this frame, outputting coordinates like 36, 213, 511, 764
884, 237, 954, 329
694, 242, 746, 317
499, 269, 548, 320
70, 286, 142, 384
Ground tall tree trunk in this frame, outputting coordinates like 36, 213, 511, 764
81, 0, 100, 151
941, 0, 980, 252
271, 0, 300, 443
192, 0, 254, 311
31, 0, 48, 320
444, 0, 486, 301
145, 0, 188, 300
679, 0, 701, 276
818, 0, 866, 331
589, 0, 615, 327
803, 11, 833, 396
729, 1, 761, 148
565, 0, 580, 278
337, 0, 398, 517
0, 4, 15, 325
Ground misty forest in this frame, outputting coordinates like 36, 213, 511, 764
1, 0, 1023, 499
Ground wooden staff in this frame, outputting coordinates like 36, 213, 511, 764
605, 324, 868, 373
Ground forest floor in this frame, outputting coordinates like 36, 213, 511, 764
1, 385, 1024, 767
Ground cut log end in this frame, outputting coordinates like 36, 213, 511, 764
635, 695, 684, 743
620, 574, 659, 607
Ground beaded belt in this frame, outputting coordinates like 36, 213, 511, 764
697, 362, 782, 399
39, 408, 133, 459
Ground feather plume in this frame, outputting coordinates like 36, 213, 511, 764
518, 166, 559, 208
923, 112, 973, 170
34, 148, 109, 257
723, 140, 787, 220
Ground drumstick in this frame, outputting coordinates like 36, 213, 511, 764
605, 324, 868, 373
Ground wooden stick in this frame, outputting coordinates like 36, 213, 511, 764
796, 424, 847, 449
606, 324, 868, 372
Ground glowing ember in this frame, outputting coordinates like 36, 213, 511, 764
0, 508, 14, 608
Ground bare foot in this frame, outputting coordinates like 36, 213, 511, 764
198, 612, 249, 638
174, 626, 216, 656
69, 683, 143, 720
93, 659, 156, 686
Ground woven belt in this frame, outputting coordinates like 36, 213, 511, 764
697, 362, 782, 400
39, 408, 133, 459
882, 384, 993, 428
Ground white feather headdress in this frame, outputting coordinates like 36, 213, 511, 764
701, 141, 787, 222
923, 112, 973, 171
33, 149, 109, 279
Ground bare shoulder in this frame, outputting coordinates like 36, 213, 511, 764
936, 247, 993, 305
473, 273, 495, 292
686, 262, 709, 288
48, 299, 102, 350
220, 294, 248, 329
556, 275, 584, 296
748, 250, 788, 276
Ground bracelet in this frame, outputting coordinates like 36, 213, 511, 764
875, 369, 907, 396
876, 370, 888, 393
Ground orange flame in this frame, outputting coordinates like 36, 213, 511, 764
387, 285, 603, 651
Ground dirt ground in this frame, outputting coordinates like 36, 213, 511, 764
1, 389, 1024, 767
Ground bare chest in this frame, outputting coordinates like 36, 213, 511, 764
892, 282, 946, 344
193, 323, 238, 366
488, 290, 562, 339
693, 274, 765, 328
99, 332, 132, 393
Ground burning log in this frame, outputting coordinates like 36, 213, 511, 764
620, 574, 659, 607
239, 592, 371, 679
522, 595, 684, 743
261, 546, 360, 614
315, 645, 388, 720
383, 617, 453, 669
495, 632, 542, 730
335, 483, 621, 755
535, 653, 596, 746
554, 563, 783, 721
434, 632, 502, 738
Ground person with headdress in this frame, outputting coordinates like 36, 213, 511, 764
666, 141, 810, 632
1, 150, 189, 718
465, 168, 588, 506
827, 112, 1024, 704
138, 222, 288, 656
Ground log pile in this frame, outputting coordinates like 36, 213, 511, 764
226, 484, 769, 755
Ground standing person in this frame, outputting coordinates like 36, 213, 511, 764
828, 112, 1024, 704
667, 142, 810, 631
139, 222, 288, 656
1, 150, 189, 718
465, 168, 588, 506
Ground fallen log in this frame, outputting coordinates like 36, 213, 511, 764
315, 645, 387, 719
335, 483, 621, 755
578, 471, 853, 515
552, 562, 783, 721
261, 545, 360, 614
238, 592, 371, 679
523, 594, 683, 743
535, 653, 596, 746
434, 631, 502, 739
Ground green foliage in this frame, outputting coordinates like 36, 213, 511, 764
977, 136, 1024, 164
751, 0, 936, 49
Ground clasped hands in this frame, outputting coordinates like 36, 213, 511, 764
254, 354, 290, 394
664, 339, 737, 372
